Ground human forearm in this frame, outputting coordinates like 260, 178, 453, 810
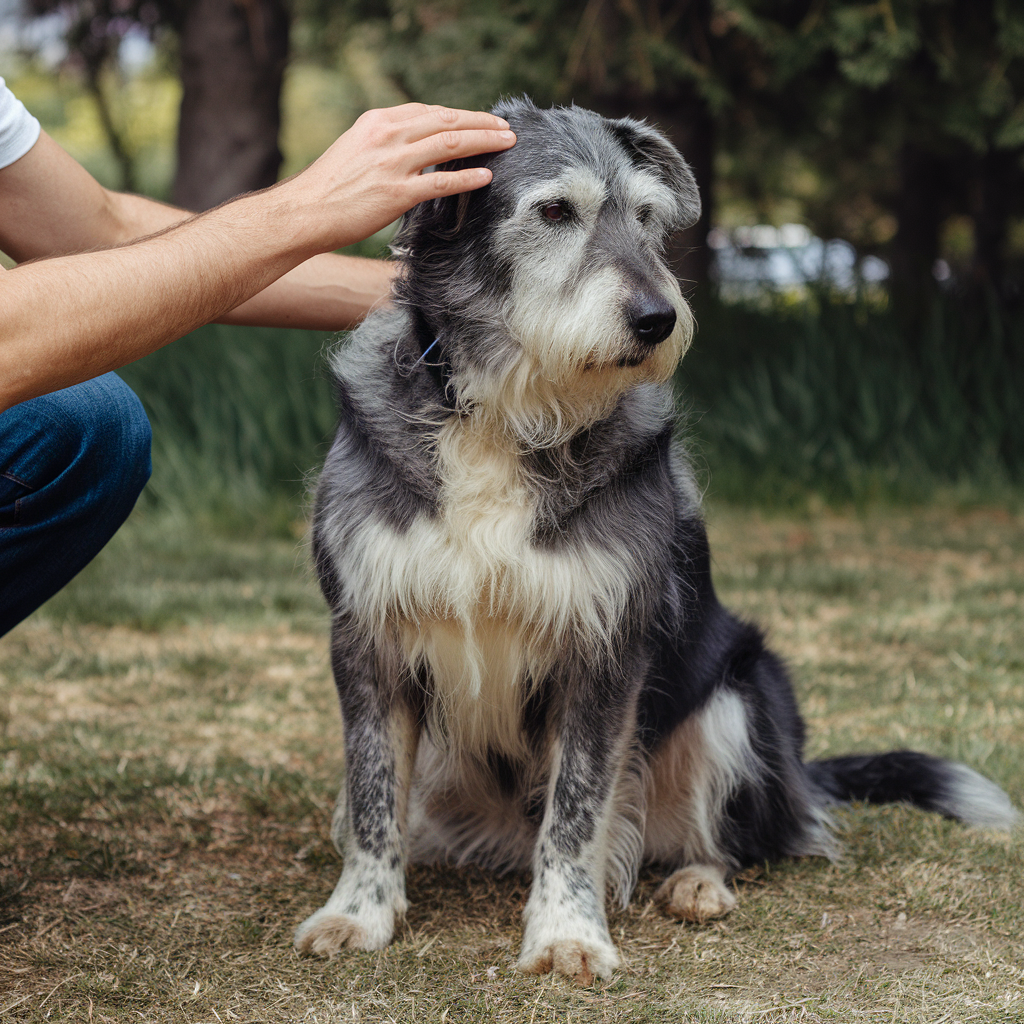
220, 253, 397, 330
49, 190, 397, 331
0, 134, 393, 331
0, 185, 312, 411
0, 104, 514, 409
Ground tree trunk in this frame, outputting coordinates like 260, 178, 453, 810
172, 0, 290, 211
889, 142, 947, 309
970, 148, 1018, 297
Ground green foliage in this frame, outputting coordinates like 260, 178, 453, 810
326, 0, 728, 110
116, 324, 339, 535
308, 0, 1024, 282
111, 297, 1024, 537
682, 289, 1024, 504
381, 0, 563, 111
19, 0, 1024, 287
714, 1, 1024, 276
717, 0, 1024, 146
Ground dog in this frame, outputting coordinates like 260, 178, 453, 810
294, 97, 1017, 984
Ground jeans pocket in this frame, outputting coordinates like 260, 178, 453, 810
0, 472, 33, 528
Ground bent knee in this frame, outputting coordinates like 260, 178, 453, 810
80, 374, 152, 508
97, 374, 152, 495
0, 373, 152, 509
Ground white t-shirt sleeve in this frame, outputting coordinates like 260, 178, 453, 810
0, 77, 42, 170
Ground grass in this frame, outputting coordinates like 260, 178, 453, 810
115, 324, 339, 537
680, 289, 1024, 505
106, 289, 1024, 546
1, 502, 1022, 1022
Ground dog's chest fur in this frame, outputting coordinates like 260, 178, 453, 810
332, 411, 638, 756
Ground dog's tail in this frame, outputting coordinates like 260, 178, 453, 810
806, 750, 1018, 830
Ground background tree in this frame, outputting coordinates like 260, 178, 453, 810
172, 0, 290, 209
25, 0, 290, 210
724, 0, 1024, 301
336, 0, 1024, 304
23, 0, 1024, 305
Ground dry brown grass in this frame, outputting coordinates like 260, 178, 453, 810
1, 504, 1022, 1023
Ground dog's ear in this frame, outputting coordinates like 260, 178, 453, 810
390, 173, 477, 258
608, 118, 701, 232
394, 95, 542, 257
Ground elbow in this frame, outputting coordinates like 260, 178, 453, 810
102, 190, 139, 245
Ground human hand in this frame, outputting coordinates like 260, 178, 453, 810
285, 103, 516, 254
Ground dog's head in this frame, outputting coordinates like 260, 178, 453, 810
393, 97, 701, 441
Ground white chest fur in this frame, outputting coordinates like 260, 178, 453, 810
324, 413, 636, 755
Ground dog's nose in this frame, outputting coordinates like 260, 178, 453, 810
631, 300, 677, 346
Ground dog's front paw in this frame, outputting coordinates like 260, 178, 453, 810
294, 905, 393, 956
517, 935, 621, 985
655, 865, 737, 923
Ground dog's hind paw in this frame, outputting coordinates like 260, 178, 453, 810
518, 938, 620, 985
294, 912, 377, 956
655, 865, 737, 923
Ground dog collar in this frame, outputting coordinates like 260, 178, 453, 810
413, 336, 441, 367
411, 324, 458, 411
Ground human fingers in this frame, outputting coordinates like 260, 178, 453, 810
405, 128, 516, 174
360, 103, 510, 132
373, 102, 433, 122
409, 166, 495, 202
396, 105, 511, 142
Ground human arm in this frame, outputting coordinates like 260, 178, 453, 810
216, 251, 398, 330
0, 129, 397, 330
0, 104, 515, 411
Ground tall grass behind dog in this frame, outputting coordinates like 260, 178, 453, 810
296, 98, 1017, 985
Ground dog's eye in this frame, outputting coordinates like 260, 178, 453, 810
638, 207, 653, 225
542, 202, 568, 222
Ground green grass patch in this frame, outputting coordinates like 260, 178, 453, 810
681, 289, 1024, 506
35, 511, 324, 630
116, 323, 339, 537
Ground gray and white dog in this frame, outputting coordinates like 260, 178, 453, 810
295, 98, 1016, 984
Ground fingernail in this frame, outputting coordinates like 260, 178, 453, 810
499, 131, 516, 141
496, 118, 510, 128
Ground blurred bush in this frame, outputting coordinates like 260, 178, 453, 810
116, 290, 1024, 538
117, 325, 338, 536
682, 290, 1024, 506
8, 65, 180, 196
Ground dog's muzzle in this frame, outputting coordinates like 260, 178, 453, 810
629, 295, 677, 347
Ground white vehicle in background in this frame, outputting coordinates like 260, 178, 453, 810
709, 223, 890, 300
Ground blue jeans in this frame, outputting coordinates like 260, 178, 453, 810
0, 373, 152, 637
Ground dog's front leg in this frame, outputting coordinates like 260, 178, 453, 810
295, 624, 418, 956
517, 670, 637, 985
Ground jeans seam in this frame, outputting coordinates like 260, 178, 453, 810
2, 470, 33, 489
0, 499, 20, 531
